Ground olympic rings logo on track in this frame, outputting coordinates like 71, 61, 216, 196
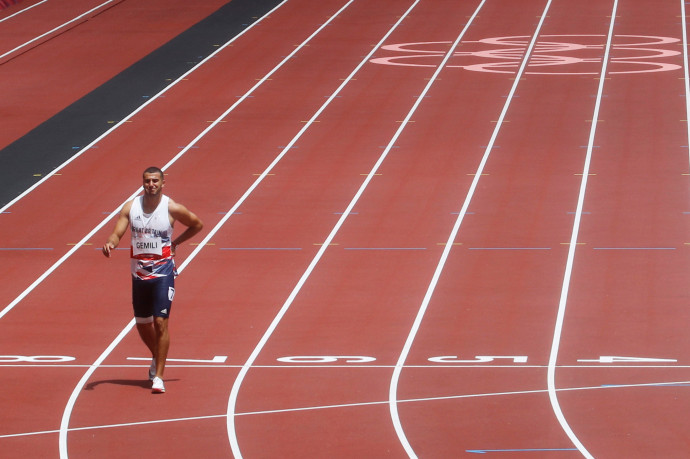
370, 35, 682, 74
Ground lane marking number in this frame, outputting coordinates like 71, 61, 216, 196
277, 356, 377, 363
127, 355, 228, 363
429, 355, 528, 363
0, 355, 679, 365
0, 355, 76, 363
578, 356, 677, 363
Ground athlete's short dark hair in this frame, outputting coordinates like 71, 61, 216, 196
143, 166, 164, 180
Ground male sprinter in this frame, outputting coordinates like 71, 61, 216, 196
102, 167, 203, 393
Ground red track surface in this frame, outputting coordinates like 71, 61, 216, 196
0, 0, 229, 149
2, 0, 690, 457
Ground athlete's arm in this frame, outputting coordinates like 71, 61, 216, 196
102, 200, 133, 257
168, 199, 204, 253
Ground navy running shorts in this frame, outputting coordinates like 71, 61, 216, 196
132, 275, 175, 321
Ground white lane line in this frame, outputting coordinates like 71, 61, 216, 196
388, 1, 553, 457
0, 2, 289, 321
0, 0, 118, 61
58, 319, 135, 458
682, 0, 690, 168
0, 0, 284, 215
12, 377, 690, 440
240, 377, 690, 415
0, 0, 49, 24
547, 2, 619, 459
224, 2, 423, 457
57, 0, 355, 455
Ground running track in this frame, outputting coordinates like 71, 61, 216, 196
1, 0, 690, 457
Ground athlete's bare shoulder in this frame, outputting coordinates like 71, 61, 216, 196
167, 197, 190, 216
167, 197, 203, 229
167, 197, 181, 216
121, 198, 135, 213
114, 199, 134, 221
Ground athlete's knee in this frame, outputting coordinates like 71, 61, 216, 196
154, 316, 169, 333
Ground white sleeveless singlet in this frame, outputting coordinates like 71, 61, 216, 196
129, 195, 175, 280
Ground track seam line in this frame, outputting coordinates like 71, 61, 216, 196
0, 0, 119, 62
0, 0, 49, 24
0, 0, 286, 214
387, 1, 553, 457
547, 2, 619, 459
223, 2, 422, 457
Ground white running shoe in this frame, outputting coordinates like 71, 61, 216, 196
151, 376, 165, 394
149, 358, 156, 381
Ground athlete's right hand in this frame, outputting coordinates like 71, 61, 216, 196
102, 242, 115, 257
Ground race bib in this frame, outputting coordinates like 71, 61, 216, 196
132, 236, 163, 257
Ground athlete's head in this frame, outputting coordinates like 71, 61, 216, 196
143, 166, 164, 181
142, 166, 164, 195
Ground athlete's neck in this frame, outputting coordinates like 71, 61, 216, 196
142, 193, 163, 213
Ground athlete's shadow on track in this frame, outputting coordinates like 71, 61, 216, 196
84, 379, 180, 390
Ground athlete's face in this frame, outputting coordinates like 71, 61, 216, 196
142, 172, 164, 195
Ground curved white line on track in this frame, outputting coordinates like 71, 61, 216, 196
59, 0, 427, 455
387, 2, 556, 457
55, 0, 382, 456
547, 2, 618, 459
18, 376, 690, 441
0, 0, 117, 61
224, 2, 422, 457
58, 0, 364, 453
58, 319, 135, 458
0, 0, 49, 24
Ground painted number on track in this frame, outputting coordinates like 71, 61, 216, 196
0, 355, 75, 363
428, 355, 528, 363
277, 356, 376, 364
578, 356, 677, 363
